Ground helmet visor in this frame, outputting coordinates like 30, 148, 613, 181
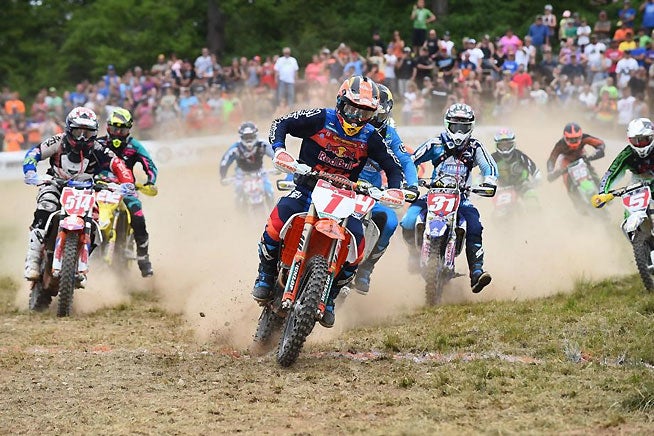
108, 125, 130, 137
342, 102, 376, 125
629, 134, 653, 148
448, 122, 473, 135
241, 132, 257, 144
496, 139, 515, 152
565, 135, 582, 147
70, 127, 97, 141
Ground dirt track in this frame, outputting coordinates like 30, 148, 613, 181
0, 112, 650, 434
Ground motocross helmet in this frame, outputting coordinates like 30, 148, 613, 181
65, 107, 99, 156
444, 103, 475, 149
370, 84, 393, 129
494, 128, 516, 157
238, 121, 259, 152
107, 107, 133, 151
563, 122, 583, 150
627, 117, 654, 158
336, 75, 379, 136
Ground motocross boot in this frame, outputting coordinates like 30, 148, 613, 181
24, 228, 44, 280
353, 247, 386, 295
134, 234, 154, 277
466, 237, 492, 294
402, 228, 420, 274
320, 267, 355, 328
252, 241, 278, 302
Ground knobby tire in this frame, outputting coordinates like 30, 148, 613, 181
632, 230, 654, 292
29, 281, 51, 312
277, 255, 327, 367
424, 238, 447, 306
57, 232, 80, 317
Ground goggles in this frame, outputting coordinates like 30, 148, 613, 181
108, 125, 130, 137
447, 122, 472, 135
496, 139, 515, 151
241, 133, 257, 143
70, 128, 97, 141
341, 102, 376, 125
564, 135, 582, 146
629, 134, 653, 148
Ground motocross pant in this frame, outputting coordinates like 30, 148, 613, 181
399, 197, 486, 276
259, 187, 365, 301
31, 184, 62, 230
123, 195, 150, 258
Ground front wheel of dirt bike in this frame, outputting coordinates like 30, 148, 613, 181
277, 255, 327, 367
424, 238, 447, 306
632, 230, 654, 292
57, 232, 80, 317
112, 211, 130, 272
29, 281, 52, 312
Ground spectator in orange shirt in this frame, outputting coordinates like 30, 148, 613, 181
613, 21, 634, 42
3, 120, 25, 152
4, 91, 26, 120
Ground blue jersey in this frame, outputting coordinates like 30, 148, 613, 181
413, 132, 498, 188
359, 125, 418, 188
269, 108, 403, 188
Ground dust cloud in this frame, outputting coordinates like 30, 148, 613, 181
0, 109, 638, 348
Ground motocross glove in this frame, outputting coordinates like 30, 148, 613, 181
119, 182, 136, 197
406, 185, 420, 203
24, 170, 39, 186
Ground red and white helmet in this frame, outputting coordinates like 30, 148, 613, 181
65, 107, 99, 154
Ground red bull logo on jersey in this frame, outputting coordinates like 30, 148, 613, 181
312, 128, 366, 171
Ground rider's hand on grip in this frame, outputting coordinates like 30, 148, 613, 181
405, 185, 420, 203
24, 170, 39, 186
295, 163, 312, 175
273, 149, 298, 174
591, 193, 613, 208
367, 186, 383, 200
138, 183, 159, 196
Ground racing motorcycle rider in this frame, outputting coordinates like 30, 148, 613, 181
491, 128, 541, 200
595, 118, 654, 205
219, 121, 274, 204
546, 122, 605, 195
98, 107, 158, 277
399, 103, 498, 294
353, 84, 419, 295
253, 75, 403, 328
23, 107, 135, 284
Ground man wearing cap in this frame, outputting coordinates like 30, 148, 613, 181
466, 39, 485, 70
528, 15, 550, 50
439, 31, 454, 56
396, 46, 417, 98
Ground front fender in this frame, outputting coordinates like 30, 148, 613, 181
60, 216, 85, 231
427, 219, 448, 238
622, 211, 649, 234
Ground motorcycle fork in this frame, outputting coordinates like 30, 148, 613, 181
318, 216, 347, 315
282, 204, 318, 308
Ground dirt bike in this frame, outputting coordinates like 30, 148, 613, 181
552, 158, 602, 214
254, 170, 405, 367
592, 181, 654, 292
223, 169, 277, 217
409, 175, 495, 305
492, 185, 520, 218
95, 177, 157, 272
28, 176, 134, 316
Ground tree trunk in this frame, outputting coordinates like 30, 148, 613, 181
207, 0, 225, 56
432, 0, 447, 17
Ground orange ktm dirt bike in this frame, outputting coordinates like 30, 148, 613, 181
28, 176, 136, 316
95, 177, 157, 272
253, 170, 406, 367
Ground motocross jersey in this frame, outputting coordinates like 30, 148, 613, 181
546, 133, 605, 173
23, 134, 133, 183
359, 124, 419, 189
412, 132, 498, 188
219, 140, 274, 178
600, 145, 654, 193
269, 108, 403, 188
98, 136, 158, 184
491, 150, 541, 188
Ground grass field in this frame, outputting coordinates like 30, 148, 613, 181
0, 274, 651, 435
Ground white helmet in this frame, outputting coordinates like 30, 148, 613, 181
627, 117, 654, 158
444, 103, 475, 148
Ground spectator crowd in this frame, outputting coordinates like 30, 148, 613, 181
3, 0, 654, 152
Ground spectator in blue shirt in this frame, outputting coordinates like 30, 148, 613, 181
619, 0, 637, 28
528, 15, 550, 50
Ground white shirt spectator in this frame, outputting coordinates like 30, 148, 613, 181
384, 53, 398, 79
617, 94, 635, 125
467, 47, 485, 69
194, 49, 213, 79
578, 89, 597, 108
616, 56, 639, 88
514, 46, 531, 70
439, 39, 455, 56
274, 53, 299, 84
576, 24, 592, 47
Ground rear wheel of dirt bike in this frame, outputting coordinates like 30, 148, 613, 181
632, 230, 654, 292
112, 211, 130, 272
277, 256, 327, 367
57, 232, 80, 317
29, 281, 52, 312
424, 238, 447, 306
253, 305, 284, 354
